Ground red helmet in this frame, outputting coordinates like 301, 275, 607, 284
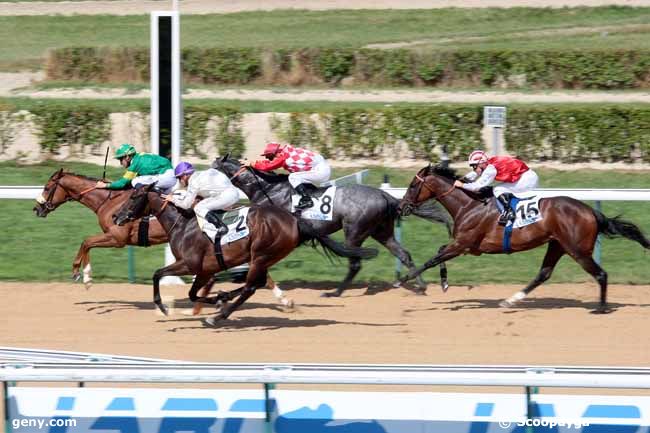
468, 150, 488, 166
261, 142, 284, 157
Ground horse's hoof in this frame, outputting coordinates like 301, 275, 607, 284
392, 281, 402, 289
592, 307, 613, 315
72, 273, 81, 282
204, 317, 217, 327
441, 281, 449, 293
283, 298, 295, 309
84, 281, 92, 291
157, 304, 169, 316
413, 289, 427, 296
499, 300, 515, 308
321, 291, 341, 298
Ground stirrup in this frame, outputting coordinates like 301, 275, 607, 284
296, 197, 313, 210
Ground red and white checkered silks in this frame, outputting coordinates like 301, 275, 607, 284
283, 145, 320, 173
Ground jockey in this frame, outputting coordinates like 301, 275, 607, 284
252, 142, 331, 210
453, 150, 539, 226
96, 144, 176, 193
168, 162, 240, 237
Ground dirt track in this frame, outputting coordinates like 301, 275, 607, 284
2, 281, 649, 365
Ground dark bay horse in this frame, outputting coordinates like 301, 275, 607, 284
113, 185, 378, 325
33, 169, 168, 287
32, 169, 294, 308
398, 164, 650, 313
212, 155, 451, 296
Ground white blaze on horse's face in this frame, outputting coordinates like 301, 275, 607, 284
35, 192, 46, 204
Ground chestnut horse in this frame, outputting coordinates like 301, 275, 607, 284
398, 164, 650, 313
33, 169, 168, 286
113, 185, 378, 325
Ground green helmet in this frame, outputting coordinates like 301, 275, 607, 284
115, 143, 136, 159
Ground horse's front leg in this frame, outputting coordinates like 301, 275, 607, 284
72, 233, 126, 289
400, 243, 464, 285
152, 260, 190, 316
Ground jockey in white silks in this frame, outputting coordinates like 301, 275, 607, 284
453, 150, 539, 226
168, 162, 240, 237
252, 142, 332, 210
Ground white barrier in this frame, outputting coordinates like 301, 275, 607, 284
4, 362, 650, 388
379, 187, 650, 201
4, 355, 650, 433
8, 185, 650, 201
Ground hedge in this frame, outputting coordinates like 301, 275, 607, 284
46, 47, 650, 89
2, 102, 650, 163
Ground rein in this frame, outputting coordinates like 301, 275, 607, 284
414, 174, 456, 201
42, 175, 111, 212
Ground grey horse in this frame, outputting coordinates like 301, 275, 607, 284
212, 155, 451, 297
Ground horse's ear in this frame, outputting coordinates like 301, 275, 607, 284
221, 152, 230, 162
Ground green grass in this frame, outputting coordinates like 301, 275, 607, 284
2, 160, 650, 286
2, 7, 650, 70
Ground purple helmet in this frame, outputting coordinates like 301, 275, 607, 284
174, 161, 195, 178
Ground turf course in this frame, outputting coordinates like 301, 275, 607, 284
2, 7, 650, 70
2, 160, 650, 286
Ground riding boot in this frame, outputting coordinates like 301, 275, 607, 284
205, 211, 228, 236
294, 184, 314, 210
496, 193, 515, 226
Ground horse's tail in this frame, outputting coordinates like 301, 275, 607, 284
593, 209, 650, 249
297, 219, 378, 260
385, 191, 451, 236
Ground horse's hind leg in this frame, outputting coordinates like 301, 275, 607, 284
206, 264, 268, 326
266, 274, 294, 308
501, 240, 565, 308
573, 255, 610, 314
377, 235, 427, 294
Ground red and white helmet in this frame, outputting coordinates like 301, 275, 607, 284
468, 150, 488, 166
261, 142, 284, 156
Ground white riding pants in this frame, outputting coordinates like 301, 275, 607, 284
288, 160, 331, 188
493, 169, 539, 197
132, 169, 177, 193
194, 189, 240, 219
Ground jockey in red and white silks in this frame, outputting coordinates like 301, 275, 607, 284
454, 150, 539, 225
253, 142, 332, 210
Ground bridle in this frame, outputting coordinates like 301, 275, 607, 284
405, 172, 455, 207
39, 172, 109, 213
229, 164, 276, 206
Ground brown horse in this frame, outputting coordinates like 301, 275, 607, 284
398, 164, 650, 313
32, 169, 294, 309
32, 169, 168, 286
113, 184, 378, 325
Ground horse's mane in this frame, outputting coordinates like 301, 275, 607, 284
429, 165, 460, 181
427, 164, 493, 201
60, 171, 103, 182
247, 166, 289, 184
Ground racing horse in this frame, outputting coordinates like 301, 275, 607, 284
113, 184, 378, 325
32, 169, 294, 308
398, 164, 650, 313
212, 155, 452, 297
33, 169, 168, 287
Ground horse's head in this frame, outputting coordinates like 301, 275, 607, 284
211, 153, 243, 178
113, 185, 151, 225
399, 164, 457, 216
33, 169, 71, 217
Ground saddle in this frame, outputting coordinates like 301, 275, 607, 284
299, 183, 330, 199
